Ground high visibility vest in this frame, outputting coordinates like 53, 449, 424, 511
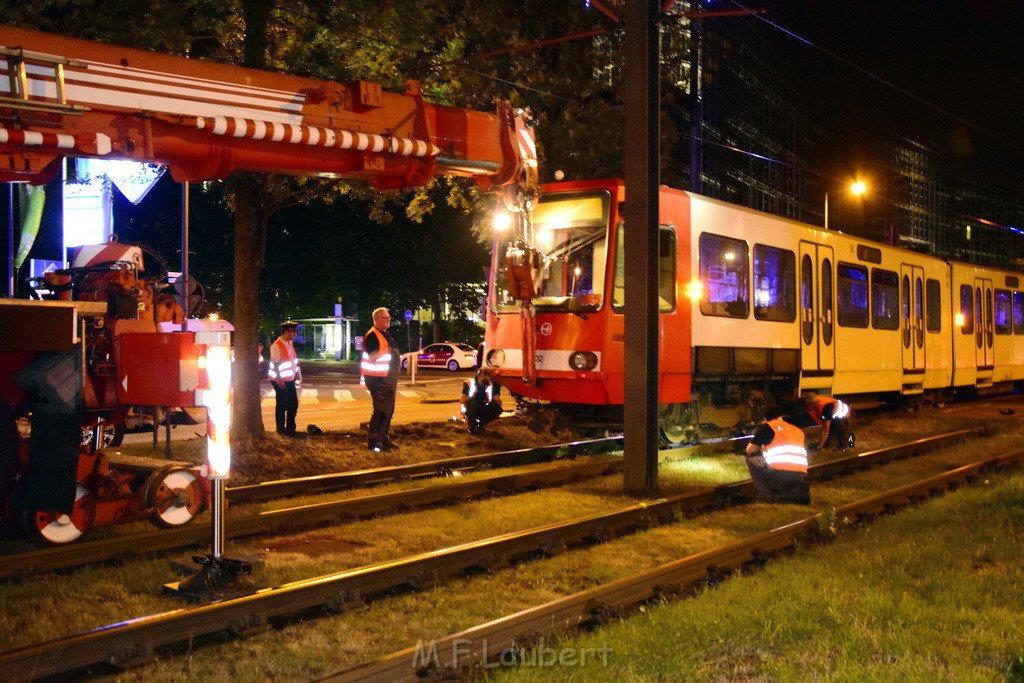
269, 337, 299, 381
461, 377, 495, 415
762, 418, 808, 473
360, 327, 393, 377
810, 396, 849, 423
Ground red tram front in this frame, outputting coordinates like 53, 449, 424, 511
483, 179, 707, 440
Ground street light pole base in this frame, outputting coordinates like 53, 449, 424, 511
164, 553, 260, 600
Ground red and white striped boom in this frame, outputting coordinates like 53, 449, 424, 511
0, 25, 536, 192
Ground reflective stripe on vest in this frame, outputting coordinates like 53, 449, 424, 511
832, 399, 850, 419
465, 378, 494, 402
763, 418, 808, 473
269, 338, 299, 381
360, 327, 392, 377
813, 396, 849, 421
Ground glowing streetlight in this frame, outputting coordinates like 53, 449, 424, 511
825, 179, 869, 230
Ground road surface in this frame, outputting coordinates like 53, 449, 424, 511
121, 363, 472, 445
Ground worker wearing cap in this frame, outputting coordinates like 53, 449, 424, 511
269, 321, 302, 436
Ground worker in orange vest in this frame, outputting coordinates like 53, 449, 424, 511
361, 307, 400, 452
801, 392, 854, 451
269, 321, 302, 436
744, 405, 810, 504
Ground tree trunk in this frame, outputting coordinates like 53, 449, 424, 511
230, 174, 268, 442
229, 0, 273, 443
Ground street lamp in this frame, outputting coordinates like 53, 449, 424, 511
824, 179, 868, 230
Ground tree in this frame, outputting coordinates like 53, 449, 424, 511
6, 0, 683, 440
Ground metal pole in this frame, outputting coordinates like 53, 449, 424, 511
6, 184, 13, 298
181, 181, 190, 315
164, 408, 173, 458
623, 0, 661, 495
211, 479, 225, 559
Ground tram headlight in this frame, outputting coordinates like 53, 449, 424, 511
568, 351, 598, 371
486, 349, 505, 367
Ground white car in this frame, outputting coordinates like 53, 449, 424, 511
401, 342, 478, 372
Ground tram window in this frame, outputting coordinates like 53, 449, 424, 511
1014, 292, 1024, 334
959, 285, 974, 334
856, 245, 882, 264
915, 277, 924, 347
753, 244, 795, 322
837, 263, 868, 328
926, 279, 942, 332
699, 233, 749, 318
612, 224, 675, 312
871, 269, 899, 330
659, 229, 676, 310
995, 289, 1012, 334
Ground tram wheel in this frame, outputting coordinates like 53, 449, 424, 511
144, 465, 203, 528
658, 403, 693, 446
23, 482, 96, 546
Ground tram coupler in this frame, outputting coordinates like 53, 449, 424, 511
164, 552, 261, 601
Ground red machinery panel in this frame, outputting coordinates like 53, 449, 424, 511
117, 333, 205, 407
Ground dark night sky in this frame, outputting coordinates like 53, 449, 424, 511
737, 0, 1024, 175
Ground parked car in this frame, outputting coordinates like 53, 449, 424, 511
400, 342, 478, 372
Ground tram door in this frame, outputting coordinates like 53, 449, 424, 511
975, 277, 994, 368
900, 264, 925, 371
799, 242, 835, 374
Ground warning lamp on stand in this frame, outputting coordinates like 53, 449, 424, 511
167, 324, 258, 598
202, 344, 232, 479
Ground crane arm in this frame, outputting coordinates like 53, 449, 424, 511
0, 25, 535, 192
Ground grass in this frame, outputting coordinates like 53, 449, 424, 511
1, 408, 1021, 681
484, 460, 1024, 681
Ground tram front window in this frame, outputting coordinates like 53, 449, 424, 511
493, 191, 610, 313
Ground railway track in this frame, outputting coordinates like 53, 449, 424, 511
0, 437, 625, 578
330, 447, 1022, 682
0, 428, 986, 680
226, 434, 624, 504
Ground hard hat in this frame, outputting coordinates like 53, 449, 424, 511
281, 321, 299, 330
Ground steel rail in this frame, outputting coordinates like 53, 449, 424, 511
328, 446, 1024, 682
0, 429, 980, 680
0, 456, 625, 579
226, 435, 625, 503
0, 432, 747, 578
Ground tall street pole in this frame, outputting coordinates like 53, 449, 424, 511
623, 0, 661, 495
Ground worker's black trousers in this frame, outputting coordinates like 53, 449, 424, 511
465, 400, 502, 433
365, 376, 397, 448
274, 380, 298, 434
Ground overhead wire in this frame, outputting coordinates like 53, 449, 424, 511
725, 0, 1024, 155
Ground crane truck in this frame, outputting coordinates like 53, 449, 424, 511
0, 25, 539, 543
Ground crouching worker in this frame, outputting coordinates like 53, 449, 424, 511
802, 392, 854, 451
744, 406, 810, 504
461, 367, 503, 435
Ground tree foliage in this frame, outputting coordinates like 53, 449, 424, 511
3, 0, 694, 439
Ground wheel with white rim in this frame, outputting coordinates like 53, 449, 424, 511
144, 465, 204, 528
23, 482, 96, 546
